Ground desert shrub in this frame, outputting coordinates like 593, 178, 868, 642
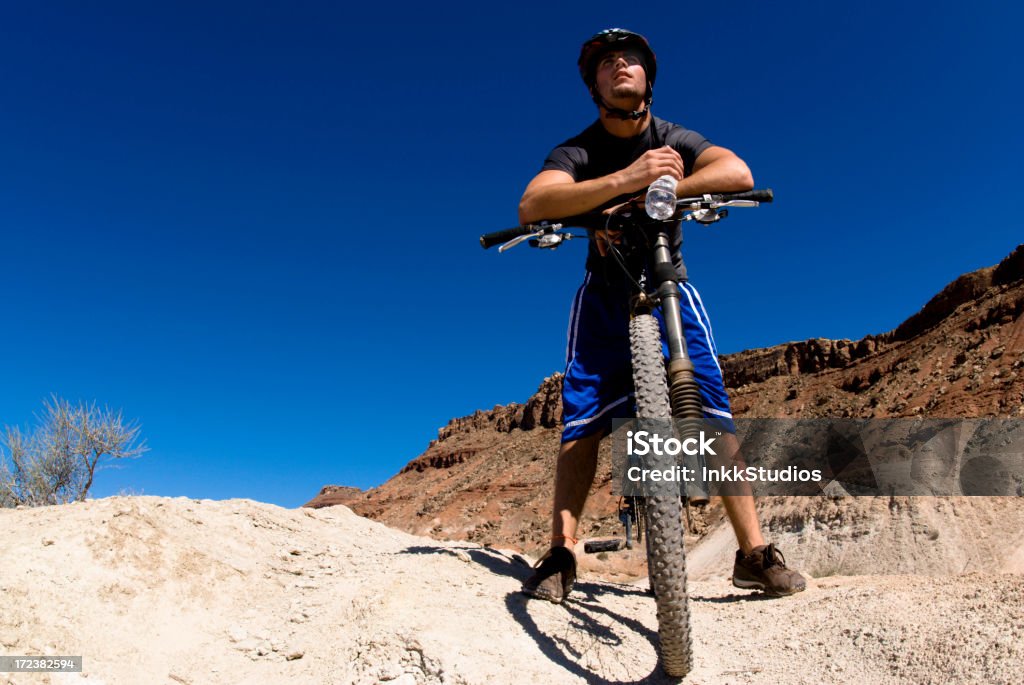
0, 396, 147, 507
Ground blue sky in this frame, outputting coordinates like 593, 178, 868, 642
1, 2, 1020, 507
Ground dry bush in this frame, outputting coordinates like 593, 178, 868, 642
0, 396, 147, 507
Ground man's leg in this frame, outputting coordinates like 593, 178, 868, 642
524, 270, 627, 603
551, 431, 603, 547
672, 282, 805, 594
716, 432, 766, 555
522, 431, 602, 603
713, 433, 806, 595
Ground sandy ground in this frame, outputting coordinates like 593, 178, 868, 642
1, 496, 1021, 684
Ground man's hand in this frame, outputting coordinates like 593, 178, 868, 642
615, 146, 685, 193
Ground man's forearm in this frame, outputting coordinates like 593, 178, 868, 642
675, 156, 754, 197
519, 152, 753, 223
518, 173, 630, 224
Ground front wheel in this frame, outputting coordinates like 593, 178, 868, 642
629, 314, 693, 677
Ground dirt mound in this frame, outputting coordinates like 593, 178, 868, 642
1, 496, 1022, 684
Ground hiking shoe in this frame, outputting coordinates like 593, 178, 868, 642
732, 544, 806, 596
521, 546, 577, 604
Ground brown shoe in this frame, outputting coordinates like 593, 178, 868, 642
521, 546, 576, 604
732, 544, 806, 596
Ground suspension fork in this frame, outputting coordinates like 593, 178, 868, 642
650, 231, 688, 372
650, 230, 709, 503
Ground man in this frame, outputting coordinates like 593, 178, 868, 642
519, 28, 806, 603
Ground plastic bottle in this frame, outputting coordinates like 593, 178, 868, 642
645, 175, 678, 220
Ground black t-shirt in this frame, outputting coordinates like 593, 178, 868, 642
541, 116, 712, 285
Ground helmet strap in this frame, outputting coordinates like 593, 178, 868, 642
591, 83, 653, 121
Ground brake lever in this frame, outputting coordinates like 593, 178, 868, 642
497, 232, 540, 252
497, 222, 564, 252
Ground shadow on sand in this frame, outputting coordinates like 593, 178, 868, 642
399, 544, 683, 684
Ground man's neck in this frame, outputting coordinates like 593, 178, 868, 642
598, 102, 652, 139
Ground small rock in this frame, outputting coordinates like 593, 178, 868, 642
233, 638, 258, 652
455, 550, 471, 563
378, 664, 404, 681
227, 626, 248, 643
42, 538, 55, 547
388, 675, 417, 685
285, 650, 304, 661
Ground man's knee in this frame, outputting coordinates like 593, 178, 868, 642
559, 430, 603, 460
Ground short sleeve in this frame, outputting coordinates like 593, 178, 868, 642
541, 144, 587, 181
665, 127, 712, 177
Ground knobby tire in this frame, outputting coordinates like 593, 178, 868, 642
629, 313, 693, 677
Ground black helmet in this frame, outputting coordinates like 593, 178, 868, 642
577, 28, 657, 90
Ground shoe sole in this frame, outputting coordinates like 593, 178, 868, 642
732, 577, 804, 596
521, 586, 564, 604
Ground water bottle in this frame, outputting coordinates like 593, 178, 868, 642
645, 175, 678, 220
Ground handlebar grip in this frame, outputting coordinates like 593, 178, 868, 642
479, 226, 534, 249
723, 188, 773, 203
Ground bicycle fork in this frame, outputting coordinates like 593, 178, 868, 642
650, 230, 710, 504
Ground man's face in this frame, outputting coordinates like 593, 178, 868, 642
593, 49, 647, 102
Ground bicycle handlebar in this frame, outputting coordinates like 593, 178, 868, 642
479, 225, 539, 249
698, 188, 773, 204
479, 188, 773, 249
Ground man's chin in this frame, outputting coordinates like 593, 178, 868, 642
607, 86, 645, 105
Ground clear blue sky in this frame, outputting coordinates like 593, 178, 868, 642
1, 2, 1020, 507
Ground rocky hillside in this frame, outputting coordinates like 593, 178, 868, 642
726, 242, 1023, 418
307, 245, 1024, 575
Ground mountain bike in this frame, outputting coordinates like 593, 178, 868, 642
479, 188, 773, 677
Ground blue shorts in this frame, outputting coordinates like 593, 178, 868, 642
561, 272, 735, 442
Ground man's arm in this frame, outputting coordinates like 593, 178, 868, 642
518, 147, 687, 224
675, 145, 754, 197
518, 170, 629, 225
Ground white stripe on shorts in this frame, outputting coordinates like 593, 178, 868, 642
678, 283, 722, 375
702, 405, 734, 419
564, 394, 631, 429
564, 272, 591, 367
682, 282, 720, 358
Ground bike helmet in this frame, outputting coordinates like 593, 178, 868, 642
577, 28, 657, 120
577, 28, 657, 90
